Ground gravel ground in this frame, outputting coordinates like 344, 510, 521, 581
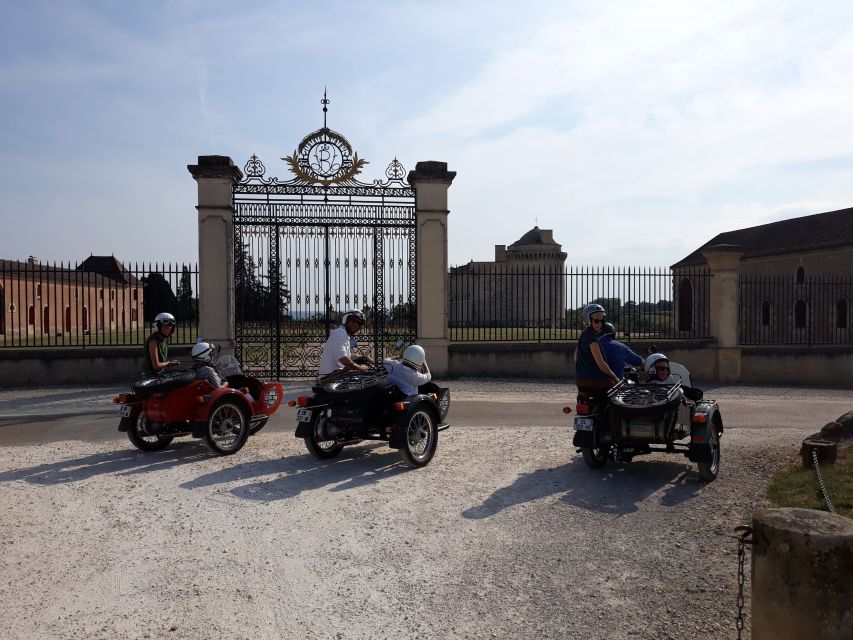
0, 381, 848, 639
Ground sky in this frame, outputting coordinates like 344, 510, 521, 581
2, 0, 853, 269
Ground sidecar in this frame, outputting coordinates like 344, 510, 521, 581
291, 366, 450, 467
572, 362, 723, 481
114, 357, 284, 455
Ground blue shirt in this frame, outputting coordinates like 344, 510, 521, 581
575, 330, 611, 381
598, 336, 644, 378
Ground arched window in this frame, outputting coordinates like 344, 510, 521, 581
110, 307, 115, 323
761, 301, 771, 326
28, 305, 35, 326
0, 285, 5, 335
82, 306, 89, 332
796, 267, 805, 284
36, 283, 42, 298
42, 306, 50, 334
794, 300, 807, 328
837, 299, 849, 329
64, 306, 71, 333
678, 277, 694, 332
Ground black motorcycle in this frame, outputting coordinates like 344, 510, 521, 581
290, 365, 450, 467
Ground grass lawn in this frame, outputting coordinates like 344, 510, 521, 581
767, 442, 853, 518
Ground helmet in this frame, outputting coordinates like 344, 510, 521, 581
598, 322, 616, 338
191, 341, 216, 364
341, 309, 365, 326
154, 312, 176, 329
645, 353, 669, 375
581, 303, 606, 328
402, 344, 426, 369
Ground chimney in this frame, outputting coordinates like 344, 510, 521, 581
541, 230, 553, 244
495, 245, 506, 262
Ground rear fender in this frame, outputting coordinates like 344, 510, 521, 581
390, 399, 439, 449
194, 389, 254, 427
294, 402, 328, 439
688, 403, 721, 462
117, 401, 143, 432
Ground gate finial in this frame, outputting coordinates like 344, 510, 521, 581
321, 88, 330, 129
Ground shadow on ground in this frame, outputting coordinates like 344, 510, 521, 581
0, 442, 207, 485
462, 456, 704, 518
182, 443, 413, 502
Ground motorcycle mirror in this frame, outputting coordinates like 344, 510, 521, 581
395, 339, 404, 348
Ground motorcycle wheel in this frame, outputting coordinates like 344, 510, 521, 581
127, 410, 173, 452
400, 408, 438, 468
697, 418, 721, 482
581, 446, 609, 469
304, 413, 344, 460
204, 400, 249, 455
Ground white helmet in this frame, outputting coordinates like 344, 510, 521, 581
191, 341, 216, 364
402, 345, 426, 369
645, 353, 669, 374
581, 303, 606, 328
341, 309, 365, 326
154, 312, 176, 329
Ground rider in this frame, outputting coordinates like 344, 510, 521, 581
191, 341, 228, 389
318, 309, 373, 377
143, 312, 180, 375
383, 345, 432, 397
574, 304, 621, 392
597, 322, 644, 379
645, 353, 672, 382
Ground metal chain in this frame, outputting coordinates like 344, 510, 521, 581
734, 526, 753, 639
812, 449, 837, 514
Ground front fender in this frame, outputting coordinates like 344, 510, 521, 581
389, 399, 439, 449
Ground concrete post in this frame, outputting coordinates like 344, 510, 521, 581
187, 156, 243, 354
407, 161, 456, 376
751, 508, 853, 640
701, 244, 744, 382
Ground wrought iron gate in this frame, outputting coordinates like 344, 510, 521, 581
232, 108, 416, 378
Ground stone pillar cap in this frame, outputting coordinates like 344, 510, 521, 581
754, 507, 853, 538
408, 161, 456, 185
188, 155, 243, 182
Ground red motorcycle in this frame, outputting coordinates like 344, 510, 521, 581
114, 355, 284, 455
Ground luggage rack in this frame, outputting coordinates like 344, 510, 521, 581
316, 366, 390, 393
608, 376, 682, 409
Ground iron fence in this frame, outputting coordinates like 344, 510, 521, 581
0, 259, 198, 348
739, 275, 853, 345
448, 265, 713, 342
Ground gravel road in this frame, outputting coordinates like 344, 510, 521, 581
0, 381, 849, 639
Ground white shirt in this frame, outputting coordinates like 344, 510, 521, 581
383, 358, 431, 396
319, 326, 352, 375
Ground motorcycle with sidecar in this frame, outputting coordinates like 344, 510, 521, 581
570, 361, 723, 481
114, 354, 284, 455
290, 365, 450, 467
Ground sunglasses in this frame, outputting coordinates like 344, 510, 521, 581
591, 318, 605, 325
655, 366, 670, 372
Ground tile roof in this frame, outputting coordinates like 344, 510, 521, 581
671, 206, 853, 268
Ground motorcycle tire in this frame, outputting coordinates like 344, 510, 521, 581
204, 399, 250, 455
400, 407, 438, 468
126, 410, 174, 452
581, 446, 609, 469
697, 418, 721, 482
304, 413, 344, 460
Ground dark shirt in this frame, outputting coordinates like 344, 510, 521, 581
575, 329, 610, 381
142, 333, 169, 374
598, 336, 644, 378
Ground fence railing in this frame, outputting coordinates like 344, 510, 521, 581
448, 265, 713, 342
739, 275, 853, 345
0, 259, 198, 348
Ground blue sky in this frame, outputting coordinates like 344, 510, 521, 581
1, 0, 853, 268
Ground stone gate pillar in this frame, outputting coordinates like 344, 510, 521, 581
408, 161, 456, 376
701, 244, 743, 382
187, 155, 243, 353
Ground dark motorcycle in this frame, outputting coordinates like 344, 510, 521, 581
570, 361, 723, 481
290, 365, 450, 467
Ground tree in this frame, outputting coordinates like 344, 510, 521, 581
234, 242, 291, 322
142, 272, 177, 323
175, 265, 196, 322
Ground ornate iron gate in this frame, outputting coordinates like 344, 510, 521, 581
232, 106, 416, 378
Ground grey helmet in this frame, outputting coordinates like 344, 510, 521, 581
341, 309, 365, 326
191, 341, 216, 364
581, 303, 606, 328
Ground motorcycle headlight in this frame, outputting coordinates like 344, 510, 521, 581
264, 387, 279, 409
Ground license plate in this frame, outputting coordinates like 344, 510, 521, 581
297, 408, 312, 423
119, 405, 132, 418
573, 416, 594, 431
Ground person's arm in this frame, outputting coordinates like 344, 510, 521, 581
621, 344, 645, 367
338, 355, 368, 372
590, 341, 620, 385
148, 339, 178, 371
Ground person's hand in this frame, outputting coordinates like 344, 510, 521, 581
357, 364, 369, 373
169, 360, 181, 367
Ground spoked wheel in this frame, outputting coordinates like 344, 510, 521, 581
581, 445, 609, 469
305, 412, 344, 460
400, 409, 438, 468
697, 420, 721, 482
126, 410, 173, 452
204, 400, 249, 455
